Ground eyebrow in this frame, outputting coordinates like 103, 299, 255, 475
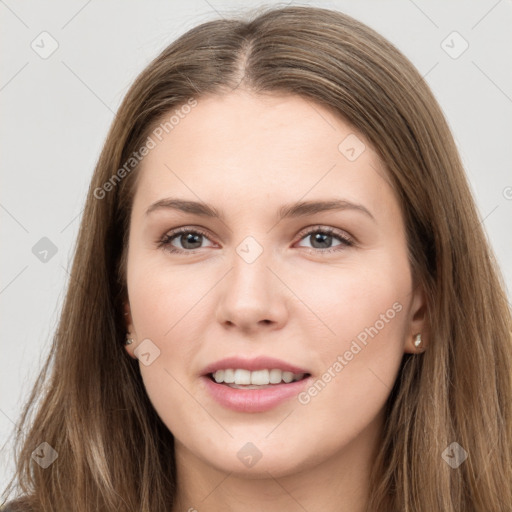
145, 197, 375, 222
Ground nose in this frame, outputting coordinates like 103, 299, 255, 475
215, 244, 289, 334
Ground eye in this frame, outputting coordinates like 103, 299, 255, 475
157, 225, 354, 256
294, 226, 354, 254
157, 227, 215, 254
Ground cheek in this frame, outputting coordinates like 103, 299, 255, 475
291, 253, 410, 414
126, 255, 214, 406
127, 251, 211, 339
292, 251, 410, 354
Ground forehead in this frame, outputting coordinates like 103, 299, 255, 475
131, 90, 396, 220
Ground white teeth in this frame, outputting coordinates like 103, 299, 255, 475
223, 369, 235, 383
211, 368, 306, 386
234, 369, 251, 385
282, 371, 294, 383
269, 368, 282, 384
251, 369, 269, 385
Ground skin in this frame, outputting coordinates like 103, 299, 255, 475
123, 90, 427, 512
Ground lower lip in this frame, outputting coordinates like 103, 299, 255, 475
201, 375, 312, 413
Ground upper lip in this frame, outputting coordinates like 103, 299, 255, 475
201, 356, 310, 376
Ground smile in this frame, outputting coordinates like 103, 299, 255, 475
202, 372, 312, 413
210, 368, 308, 387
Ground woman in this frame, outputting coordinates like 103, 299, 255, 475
2, 5, 511, 511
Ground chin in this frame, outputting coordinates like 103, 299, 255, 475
186, 435, 323, 479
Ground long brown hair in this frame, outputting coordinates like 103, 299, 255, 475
2, 6, 511, 511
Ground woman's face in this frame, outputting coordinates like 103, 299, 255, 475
124, 90, 426, 477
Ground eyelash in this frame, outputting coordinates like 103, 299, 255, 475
156, 225, 354, 256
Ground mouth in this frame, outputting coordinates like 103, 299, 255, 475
200, 356, 313, 412
201, 368, 313, 413
207, 368, 311, 389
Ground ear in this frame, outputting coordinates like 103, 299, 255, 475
123, 301, 137, 359
404, 285, 428, 354
123, 300, 133, 327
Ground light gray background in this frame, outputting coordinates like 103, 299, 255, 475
1, 0, 511, 489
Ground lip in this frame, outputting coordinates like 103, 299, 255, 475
201, 356, 310, 376
201, 374, 313, 413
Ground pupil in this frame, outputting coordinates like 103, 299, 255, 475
182, 233, 202, 249
312, 233, 331, 249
